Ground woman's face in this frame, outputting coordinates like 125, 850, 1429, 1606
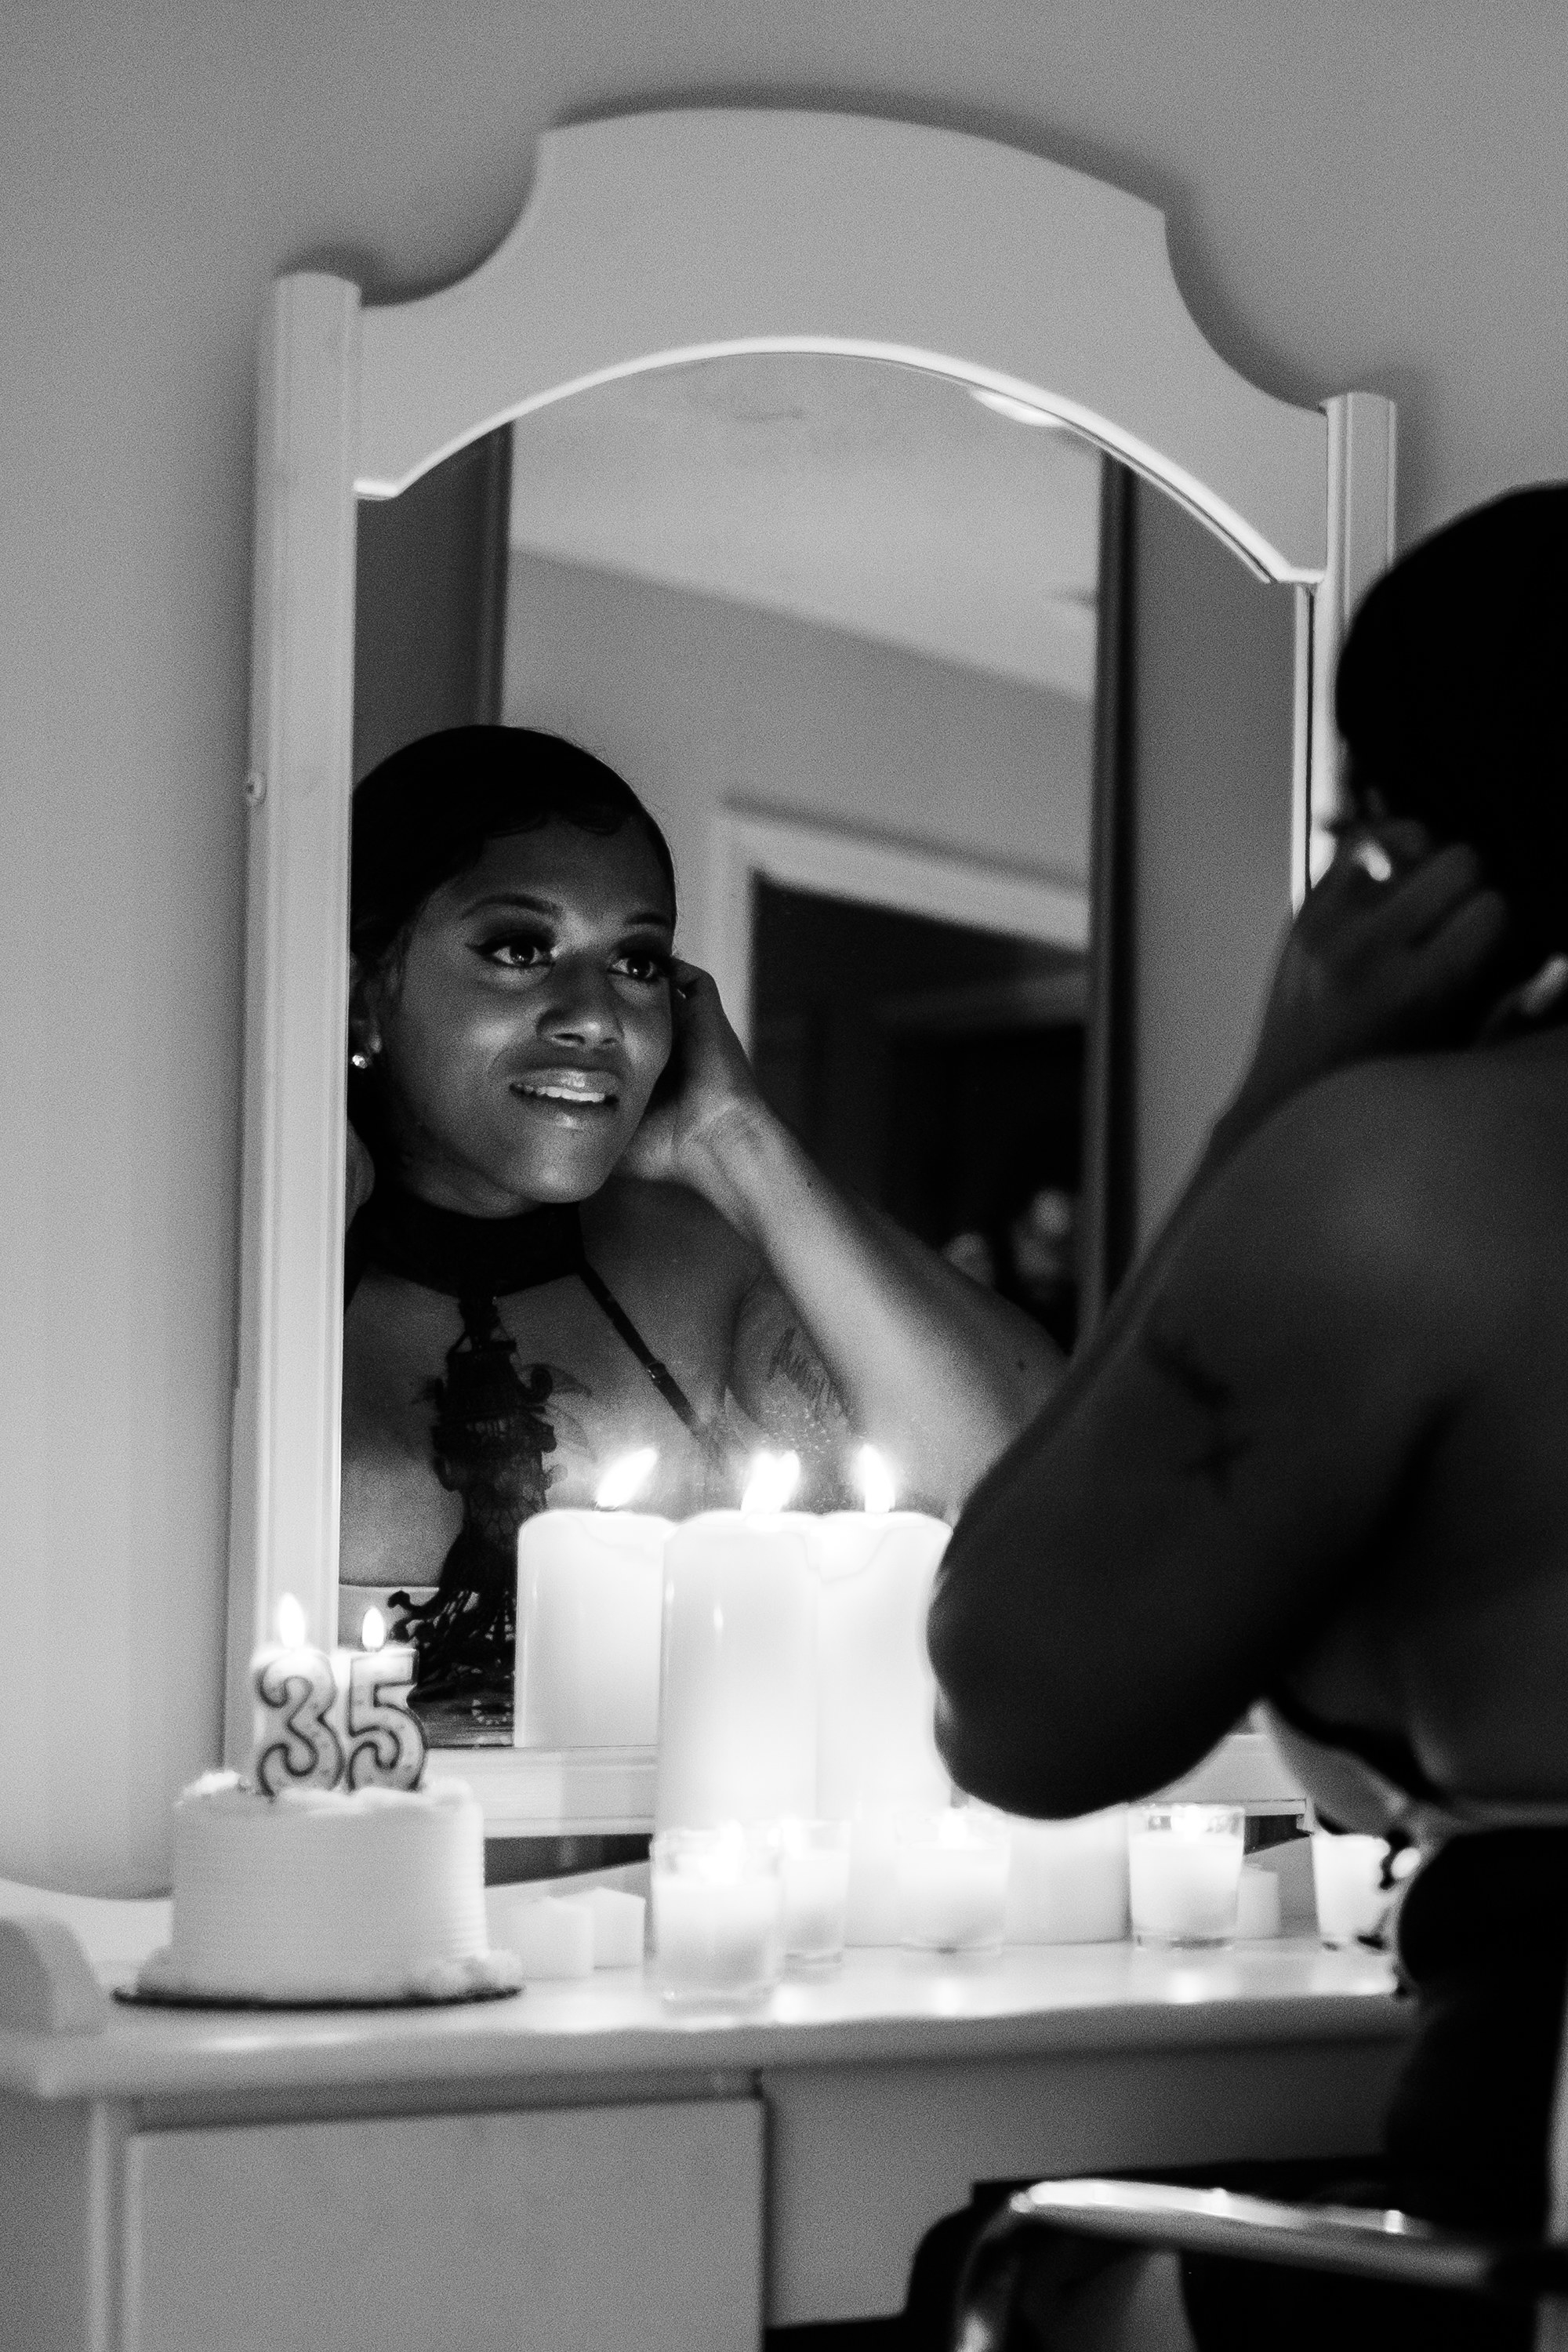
358, 818, 676, 1214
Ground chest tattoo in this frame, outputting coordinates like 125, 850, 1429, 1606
767, 1323, 848, 1430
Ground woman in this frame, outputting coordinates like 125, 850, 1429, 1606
342, 725, 1059, 1733
931, 484, 1568, 2347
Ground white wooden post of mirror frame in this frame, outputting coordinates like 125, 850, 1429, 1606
227, 107, 1395, 1766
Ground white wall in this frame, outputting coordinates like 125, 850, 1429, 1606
4, 0, 1565, 1890
502, 550, 1092, 978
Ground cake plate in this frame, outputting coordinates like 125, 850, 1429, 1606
114, 1980, 524, 2012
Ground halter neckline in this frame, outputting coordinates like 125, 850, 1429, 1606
356, 1184, 586, 1301
347, 1179, 706, 1442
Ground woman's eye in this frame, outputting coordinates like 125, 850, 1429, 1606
613, 949, 670, 985
477, 935, 552, 971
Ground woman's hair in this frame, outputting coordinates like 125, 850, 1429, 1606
1336, 482, 1568, 972
350, 724, 676, 975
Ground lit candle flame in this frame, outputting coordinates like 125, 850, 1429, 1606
855, 1445, 896, 1514
594, 1446, 659, 1510
740, 1449, 800, 1514
360, 1606, 387, 1654
274, 1592, 307, 1650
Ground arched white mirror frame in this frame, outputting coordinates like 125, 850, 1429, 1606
228, 104, 1396, 1764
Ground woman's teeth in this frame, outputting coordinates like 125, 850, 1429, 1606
514, 1073, 616, 1105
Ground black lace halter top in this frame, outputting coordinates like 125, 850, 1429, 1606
347, 1184, 702, 1438
345, 1185, 703, 1735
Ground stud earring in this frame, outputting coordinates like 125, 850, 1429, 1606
350, 1048, 372, 1072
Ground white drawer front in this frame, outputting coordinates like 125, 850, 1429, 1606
122, 2098, 762, 2352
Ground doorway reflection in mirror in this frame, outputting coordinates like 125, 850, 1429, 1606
752, 887, 1087, 1353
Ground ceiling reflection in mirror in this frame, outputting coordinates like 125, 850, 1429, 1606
347, 354, 1109, 1745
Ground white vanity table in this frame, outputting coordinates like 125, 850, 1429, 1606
2, 1926, 1407, 2352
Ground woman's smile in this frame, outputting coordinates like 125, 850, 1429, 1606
509, 1064, 623, 1119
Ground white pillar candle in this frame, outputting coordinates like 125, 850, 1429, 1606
252, 1595, 343, 1795
779, 1822, 851, 1964
813, 1511, 953, 1820
586, 1886, 647, 1969
1128, 1806, 1244, 1947
655, 1512, 817, 1830
897, 1810, 1011, 1952
515, 1510, 673, 1748
485, 1889, 595, 1980
1312, 1832, 1394, 1946
1002, 1809, 1131, 1945
651, 1828, 783, 2002
1236, 1866, 1283, 1940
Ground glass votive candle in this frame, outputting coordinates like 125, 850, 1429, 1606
897, 1809, 1011, 1954
1312, 1831, 1393, 1947
1128, 1805, 1244, 1947
651, 1826, 783, 2005
1000, 1807, 1131, 1945
779, 1819, 851, 1968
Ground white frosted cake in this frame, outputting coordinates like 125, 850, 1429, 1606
137, 1771, 524, 2005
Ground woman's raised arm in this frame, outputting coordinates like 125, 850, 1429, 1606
620, 964, 1062, 1517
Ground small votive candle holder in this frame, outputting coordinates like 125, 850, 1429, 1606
1001, 1807, 1131, 1945
1312, 1831, 1393, 1947
897, 1809, 1011, 1955
1128, 1805, 1244, 1948
779, 1819, 851, 1968
651, 1826, 783, 2006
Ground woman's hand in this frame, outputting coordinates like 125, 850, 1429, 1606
1225, 822, 1508, 1144
619, 963, 772, 1214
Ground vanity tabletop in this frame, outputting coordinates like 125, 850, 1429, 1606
0, 1934, 1408, 2107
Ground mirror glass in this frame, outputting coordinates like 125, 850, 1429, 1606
343, 352, 1288, 1752
496, 355, 1102, 1345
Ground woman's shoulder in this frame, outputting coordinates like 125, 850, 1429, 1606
583, 1176, 760, 1308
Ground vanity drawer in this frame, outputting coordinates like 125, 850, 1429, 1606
120, 2096, 763, 2352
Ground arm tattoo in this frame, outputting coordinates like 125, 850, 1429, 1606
766, 1324, 849, 1430
1141, 1312, 1253, 1496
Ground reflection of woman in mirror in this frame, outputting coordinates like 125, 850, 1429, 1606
342, 725, 1059, 1732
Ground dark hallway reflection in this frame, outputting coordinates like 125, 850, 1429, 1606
752, 881, 1086, 1350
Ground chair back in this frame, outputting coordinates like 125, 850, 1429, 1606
1536, 1973, 1568, 2351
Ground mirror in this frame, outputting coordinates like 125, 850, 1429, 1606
230, 107, 1396, 1822
345, 353, 1109, 1753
